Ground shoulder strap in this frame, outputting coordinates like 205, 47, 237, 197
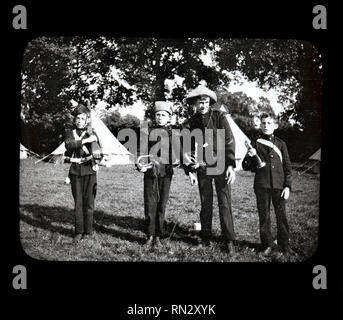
257, 138, 283, 163
72, 129, 90, 155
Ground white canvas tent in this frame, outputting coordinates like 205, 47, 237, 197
35, 110, 133, 166
224, 114, 251, 171
214, 105, 251, 171
299, 148, 321, 175
20, 143, 40, 159
90, 110, 134, 166
307, 148, 321, 174
34, 106, 250, 169
309, 148, 321, 162
35, 142, 67, 164
20, 143, 29, 159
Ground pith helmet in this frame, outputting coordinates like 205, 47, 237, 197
185, 85, 217, 105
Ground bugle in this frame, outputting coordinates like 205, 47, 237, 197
136, 154, 154, 172
245, 141, 266, 169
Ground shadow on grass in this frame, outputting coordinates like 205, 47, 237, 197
20, 204, 75, 238
19, 204, 146, 244
94, 209, 199, 245
164, 221, 199, 245
19, 204, 198, 245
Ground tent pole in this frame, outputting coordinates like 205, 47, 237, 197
34, 154, 50, 164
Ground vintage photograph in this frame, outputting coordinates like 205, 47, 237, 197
19, 37, 321, 262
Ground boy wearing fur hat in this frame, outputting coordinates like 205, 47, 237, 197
137, 101, 176, 249
65, 104, 102, 242
242, 113, 293, 257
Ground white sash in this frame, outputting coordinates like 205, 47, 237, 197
257, 138, 283, 163
72, 129, 90, 155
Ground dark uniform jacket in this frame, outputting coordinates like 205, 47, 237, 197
182, 109, 236, 174
65, 128, 98, 176
242, 134, 292, 190
141, 123, 177, 178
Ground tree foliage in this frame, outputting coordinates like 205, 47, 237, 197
21, 37, 73, 153
21, 37, 322, 160
102, 110, 140, 137
215, 89, 274, 140
215, 39, 322, 157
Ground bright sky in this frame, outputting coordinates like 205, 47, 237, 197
116, 101, 147, 120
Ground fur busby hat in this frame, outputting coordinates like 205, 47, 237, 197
154, 101, 172, 115
72, 103, 91, 116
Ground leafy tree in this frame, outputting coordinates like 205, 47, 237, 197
110, 38, 222, 119
255, 97, 274, 116
102, 110, 123, 135
64, 37, 137, 107
102, 110, 140, 137
215, 89, 256, 116
215, 39, 322, 155
21, 37, 73, 153
21, 37, 321, 158
21, 37, 137, 153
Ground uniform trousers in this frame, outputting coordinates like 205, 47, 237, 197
197, 172, 235, 242
70, 174, 97, 235
254, 188, 289, 249
144, 175, 172, 237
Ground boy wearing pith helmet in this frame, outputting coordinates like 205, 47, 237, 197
65, 103, 102, 243
183, 85, 237, 254
137, 101, 175, 249
242, 113, 293, 257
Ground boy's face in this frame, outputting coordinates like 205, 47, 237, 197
260, 116, 278, 135
155, 111, 170, 126
252, 116, 261, 129
74, 113, 88, 129
195, 95, 211, 115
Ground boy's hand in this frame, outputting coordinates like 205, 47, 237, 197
82, 135, 97, 144
92, 149, 102, 160
135, 164, 148, 173
281, 187, 290, 200
226, 166, 236, 184
189, 172, 198, 186
247, 147, 257, 157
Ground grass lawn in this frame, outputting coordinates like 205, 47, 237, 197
19, 158, 320, 262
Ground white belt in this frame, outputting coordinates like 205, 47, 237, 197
68, 155, 93, 164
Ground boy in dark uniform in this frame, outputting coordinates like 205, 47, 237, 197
137, 101, 175, 249
242, 113, 293, 256
65, 104, 101, 242
183, 85, 237, 254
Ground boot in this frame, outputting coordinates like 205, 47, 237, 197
145, 236, 154, 248
82, 233, 95, 241
262, 246, 272, 256
73, 234, 82, 244
225, 241, 236, 255
155, 236, 163, 248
